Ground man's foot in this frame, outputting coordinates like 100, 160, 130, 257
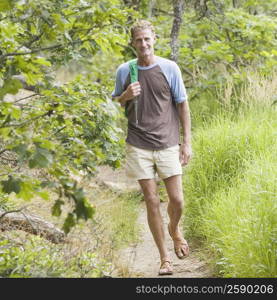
158, 259, 173, 276
168, 223, 189, 259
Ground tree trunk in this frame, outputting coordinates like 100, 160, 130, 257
148, 0, 156, 18
170, 0, 185, 62
0, 208, 65, 243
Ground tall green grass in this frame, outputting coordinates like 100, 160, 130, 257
205, 152, 276, 277
183, 72, 277, 277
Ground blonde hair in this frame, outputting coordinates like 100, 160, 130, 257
130, 20, 155, 40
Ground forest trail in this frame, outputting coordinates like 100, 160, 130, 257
117, 201, 213, 278
96, 165, 213, 278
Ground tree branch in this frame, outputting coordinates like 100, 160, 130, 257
23, 32, 44, 49
0, 156, 17, 163
0, 37, 101, 60
170, 0, 185, 62
194, 0, 210, 21
232, 0, 237, 8
152, 7, 174, 16
0, 207, 26, 220
53, 125, 67, 136
13, 93, 39, 103
0, 149, 9, 156
182, 67, 194, 78
0, 111, 50, 129
0, 15, 9, 22
117, 42, 137, 56
0, 207, 65, 243
0, 44, 63, 59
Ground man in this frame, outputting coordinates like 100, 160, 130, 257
112, 20, 192, 276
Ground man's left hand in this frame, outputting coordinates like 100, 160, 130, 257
179, 143, 192, 166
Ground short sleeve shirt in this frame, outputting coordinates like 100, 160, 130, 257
112, 56, 188, 150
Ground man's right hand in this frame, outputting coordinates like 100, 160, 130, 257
118, 82, 141, 106
125, 81, 141, 100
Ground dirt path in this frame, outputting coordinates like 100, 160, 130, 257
96, 165, 213, 278
117, 202, 213, 278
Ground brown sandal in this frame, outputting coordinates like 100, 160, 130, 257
168, 224, 189, 259
158, 259, 173, 276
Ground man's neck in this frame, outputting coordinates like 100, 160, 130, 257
137, 54, 156, 67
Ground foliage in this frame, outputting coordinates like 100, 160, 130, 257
0, 187, 141, 278
206, 153, 276, 277
0, 235, 108, 277
0, 0, 134, 232
0, 74, 125, 232
106, 190, 142, 249
153, 0, 277, 103
183, 107, 277, 277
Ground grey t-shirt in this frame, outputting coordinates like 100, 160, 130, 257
112, 56, 188, 150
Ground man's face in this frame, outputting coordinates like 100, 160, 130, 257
132, 29, 156, 58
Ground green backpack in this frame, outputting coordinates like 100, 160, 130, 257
125, 59, 138, 125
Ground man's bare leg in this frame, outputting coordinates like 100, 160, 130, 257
138, 178, 170, 263
163, 175, 189, 258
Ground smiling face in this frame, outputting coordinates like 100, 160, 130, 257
131, 29, 156, 59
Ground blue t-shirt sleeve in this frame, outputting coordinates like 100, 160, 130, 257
158, 57, 188, 103
170, 62, 187, 103
112, 68, 123, 98
112, 63, 129, 98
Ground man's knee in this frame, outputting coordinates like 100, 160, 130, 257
144, 193, 160, 211
169, 195, 184, 209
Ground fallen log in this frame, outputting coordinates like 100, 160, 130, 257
0, 208, 65, 244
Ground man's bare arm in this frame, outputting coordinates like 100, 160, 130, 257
177, 100, 192, 165
177, 100, 191, 144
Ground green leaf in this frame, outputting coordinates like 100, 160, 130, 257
29, 147, 53, 168
17, 181, 34, 200
75, 198, 95, 220
51, 199, 64, 217
33, 139, 56, 150
0, 79, 22, 99
34, 57, 52, 67
1, 176, 22, 194
40, 180, 58, 189
36, 190, 50, 200
10, 106, 21, 119
62, 213, 76, 234
72, 187, 95, 220
73, 187, 85, 202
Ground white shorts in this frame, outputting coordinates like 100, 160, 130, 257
125, 143, 182, 180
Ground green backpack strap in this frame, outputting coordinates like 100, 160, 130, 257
129, 59, 138, 83
125, 59, 138, 119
